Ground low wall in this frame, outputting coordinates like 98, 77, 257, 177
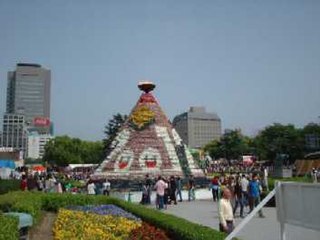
110, 188, 213, 203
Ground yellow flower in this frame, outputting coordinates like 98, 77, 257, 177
53, 209, 141, 240
130, 105, 155, 129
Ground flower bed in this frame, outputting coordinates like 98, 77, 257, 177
129, 222, 170, 240
54, 205, 170, 240
53, 208, 140, 239
66, 204, 141, 221
0, 192, 227, 240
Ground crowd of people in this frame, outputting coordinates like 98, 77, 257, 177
214, 172, 267, 234
205, 159, 267, 175
12, 166, 110, 195
140, 174, 196, 210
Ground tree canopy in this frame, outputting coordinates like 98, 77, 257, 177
43, 136, 104, 166
204, 129, 251, 161
204, 123, 320, 163
103, 113, 127, 156
254, 123, 303, 163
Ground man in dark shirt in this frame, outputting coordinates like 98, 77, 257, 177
188, 175, 195, 201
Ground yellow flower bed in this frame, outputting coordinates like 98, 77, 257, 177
53, 209, 141, 240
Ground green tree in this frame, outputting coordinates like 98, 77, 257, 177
204, 129, 250, 161
220, 130, 250, 161
203, 140, 223, 159
81, 141, 104, 164
301, 123, 320, 153
254, 123, 303, 163
103, 113, 128, 156
43, 136, 104, 166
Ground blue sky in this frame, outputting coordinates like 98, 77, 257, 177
0, 0, 319, 141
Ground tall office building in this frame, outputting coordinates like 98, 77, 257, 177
27, 132, 53, 159
173, 107, 221, 149
2, 63, 51, 155
6, 63, 51, 124
1, 113, 27, 152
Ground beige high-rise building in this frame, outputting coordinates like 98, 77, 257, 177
173, 107, 221, 149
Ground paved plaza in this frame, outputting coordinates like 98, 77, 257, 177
162, 199, 320, 240
112, 189, 320, 240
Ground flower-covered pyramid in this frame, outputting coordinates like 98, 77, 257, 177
93, 82, 204, 180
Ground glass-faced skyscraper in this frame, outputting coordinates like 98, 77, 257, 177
6, 63, 51, 124
2, 63, 51, 152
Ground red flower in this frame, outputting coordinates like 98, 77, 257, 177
145, 160, 157, 168
118, 162, 128, 169
129, 222, 170, 240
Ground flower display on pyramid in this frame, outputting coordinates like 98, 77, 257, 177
92, 81, 204, 180
129, 105, 155, 130
139, 147, 161, 169
116, 150, 134, 170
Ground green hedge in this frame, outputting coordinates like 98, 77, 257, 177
0, 214, 19, 240
0, 191, 43, 224
0, 179, 21, 195
268, 176, 312, 190
115, 201, 226, 240
0, 192, 227, 240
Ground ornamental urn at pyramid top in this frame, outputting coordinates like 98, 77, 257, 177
138, 81, 156, 93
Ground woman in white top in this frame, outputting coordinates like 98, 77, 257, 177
87, 181, 96, 195
219, 188, 234, 234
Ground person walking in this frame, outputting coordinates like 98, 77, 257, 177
169, 176, 177, 204
102, 179, 111, 196
263, 167, 269, 191
145, 174, 152, 204
211, 175, 220, 202
154, 176, 168, 210
248, 174, 265, 218
140, 183, 149, 204
219, 188, 235, 234
240, 174, 249, 208
233, 177, 244, 218
188, 175, 195, 201
87, 180, 96, 195
20, 175, 28, 191
176, 176, 183, 202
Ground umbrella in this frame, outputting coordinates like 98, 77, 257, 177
32, 165, 46, 172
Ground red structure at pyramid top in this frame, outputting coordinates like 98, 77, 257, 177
137, 81, 158, 104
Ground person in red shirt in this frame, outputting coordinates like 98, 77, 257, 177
20, 175, 28, 191
211, 176, 220, 202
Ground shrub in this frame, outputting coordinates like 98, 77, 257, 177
267, 176, 312, 190
114, 200, 227, 240
0, 191, 43, 224
0, 214, 19, 240
0, 179, 20, 195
